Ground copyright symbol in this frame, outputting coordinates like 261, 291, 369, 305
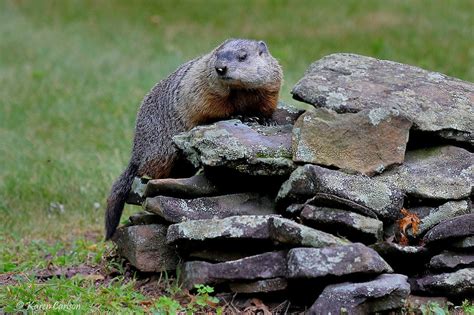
16, 301, 24, 309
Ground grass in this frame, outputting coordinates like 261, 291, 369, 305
0, 0, 473, 312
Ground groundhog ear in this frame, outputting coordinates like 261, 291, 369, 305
258, 41, 268, 56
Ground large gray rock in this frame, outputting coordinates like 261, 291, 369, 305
309, 274, 410, 315
424, 213, 474, 245
166, 214, 348, 251
173, 120, 295, 176
276, 164, 404, 221
144, 174, 220, 198
291, 53, 474, 145
430, 251, 474, 271
292, 107, 411, 176
166, 215, 275, 245
375, 146, 473, 200
144, 193, 276, 223
180, 251, 287, 289
300, 205, 383, 243
268, 217, 349, 248
411, 200, 472, 236
287, 243, 393, 279
112, 224, 178, 272
411, 268, 474, 296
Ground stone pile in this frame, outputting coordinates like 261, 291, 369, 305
113, 53, 473, 313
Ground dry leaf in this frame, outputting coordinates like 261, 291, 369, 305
397, 208, 421, 245
84, 274, 105, 281
243, 298, 272, 315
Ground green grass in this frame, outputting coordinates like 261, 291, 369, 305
0, 0, 473, 312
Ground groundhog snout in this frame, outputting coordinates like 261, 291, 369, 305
215, 65, 228, 76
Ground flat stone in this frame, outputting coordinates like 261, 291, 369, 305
112, 224, 178, 272
271, 101, 305, 125
375, 146, 473, 200
287, 243, 393, 279
144, 193, 276, 223
411, 268, 474, 296
371, 241, 428, 258
429, 251, 474, 271
452, 236, 474, 249
173, 120, 295, 176
128, 211, 167, 226
292, 107, 411, 176
180, 251, 287, 289
291, 53, 474, 145
166, 215, 275, 245
370, 242, 430, 275
186, 249, 251, 263
268, 217, 349, 248
411, 200, 472, 236
276, 164, 404, 221
144, 173, 220, 198
424, 213, 474, 245
229, 278, 288, 293
300, 205, 383, 243
309, 274, 410, 315
126, 177, 149, 205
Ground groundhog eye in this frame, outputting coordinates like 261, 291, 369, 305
238, 52, 247, 62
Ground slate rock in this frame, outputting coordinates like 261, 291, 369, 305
287, 243, 393, 279
371, 242, 429, 259
268, 217, 349, 248
229, 278, 288, 293
186, 249, 251, 263
113, 224, 178, 272
144, 193, 276, 223
173, 120, 295, 176
128, 211, 167, 226
300, 205, 383, 243
410, 200, 471, 237
452, 236, 474, 250
375, 146, 473, 200
292, 107, 411, 176
126, 177, 149, 205
277, 164, 404, 221
370, 242, 430, 275
291, 53, 474, 145
166, 215, 275, 245
309, 274, 410, 315
424, 213, 474, 245
429, 251, 474, 271
411, 268, 474, 296
181, 251, 287, 289
144, 173, 220, 198
271, 101, 305, 125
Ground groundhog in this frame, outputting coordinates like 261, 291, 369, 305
105, 39, 283, 239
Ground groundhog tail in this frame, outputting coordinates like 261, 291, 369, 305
104, 162, 138, 240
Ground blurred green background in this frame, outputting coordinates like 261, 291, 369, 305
1, 0, 473, 239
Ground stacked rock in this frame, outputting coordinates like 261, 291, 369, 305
113, 53, 473, 313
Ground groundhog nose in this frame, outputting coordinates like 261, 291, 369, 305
215, 66, 227, 76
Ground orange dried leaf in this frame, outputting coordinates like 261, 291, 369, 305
397, 208, 421, 245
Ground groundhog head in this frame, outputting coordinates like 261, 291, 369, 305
209, 39, 283, 92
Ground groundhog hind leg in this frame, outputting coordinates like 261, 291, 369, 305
138, 157, 175, 179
